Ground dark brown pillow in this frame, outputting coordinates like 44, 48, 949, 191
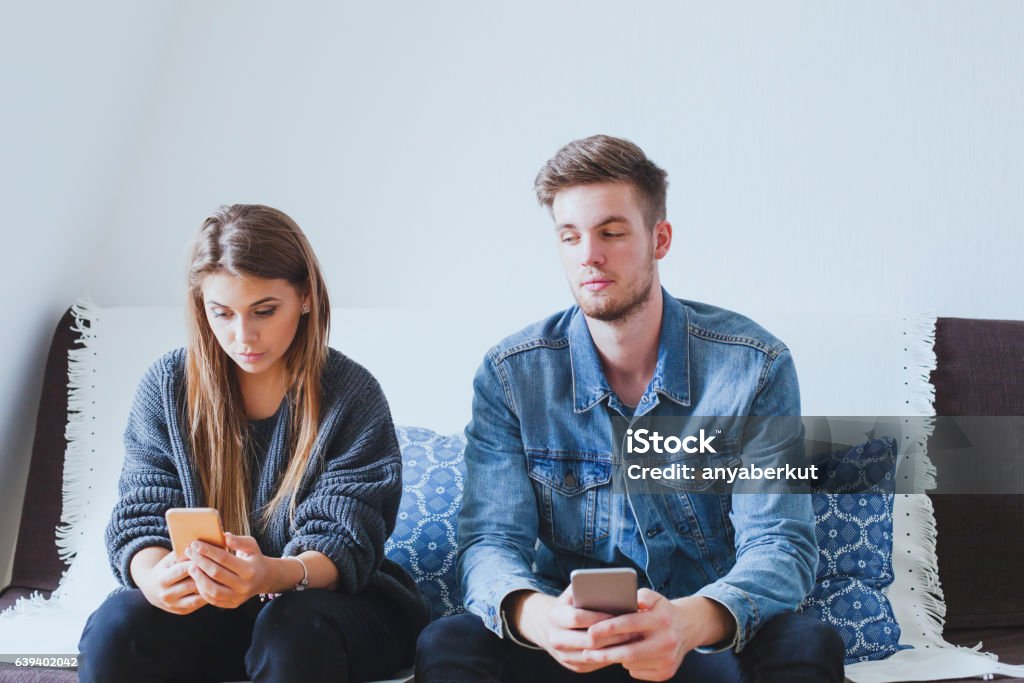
930, 317, 1024, 629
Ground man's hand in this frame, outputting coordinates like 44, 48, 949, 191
584, 591, 735, 681
509, 588, 639, 674
133, 548, 206, 615
186, 532, 274, 609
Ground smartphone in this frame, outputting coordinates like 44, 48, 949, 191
570, 567, 638, 615
165, 507, 226, 561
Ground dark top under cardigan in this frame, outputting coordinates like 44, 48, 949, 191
104, 346, 429, 627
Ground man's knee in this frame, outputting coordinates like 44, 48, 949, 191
751, 612, 845, 682
774, 613, 844, 660
416, 612, 500, 670
804, 619, 845, 666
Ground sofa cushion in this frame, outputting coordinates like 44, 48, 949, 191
387, 426, 912, 665
385, 427, 466, 620
802, 437, 908, 664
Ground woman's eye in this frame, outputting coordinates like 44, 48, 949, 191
212, 310, 231, 319
255, 308, 276, 318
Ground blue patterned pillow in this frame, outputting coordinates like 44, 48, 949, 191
385, 426, 467, 620
802, 437, 910, 664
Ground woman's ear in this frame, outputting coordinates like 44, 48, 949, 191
298, 281, 312, 315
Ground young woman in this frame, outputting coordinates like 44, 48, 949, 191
78, 204, 428, 682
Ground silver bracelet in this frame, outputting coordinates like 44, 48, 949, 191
258, 555, 310, 603
287, 555, 309, 592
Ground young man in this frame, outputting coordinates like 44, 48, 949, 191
417, 135, 844, 682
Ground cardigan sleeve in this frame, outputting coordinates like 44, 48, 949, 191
104, 360, 185, 588
282, 373, 402, 595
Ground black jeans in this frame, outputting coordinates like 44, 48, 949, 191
78, 588, 415, 683
416, 611, 845, 683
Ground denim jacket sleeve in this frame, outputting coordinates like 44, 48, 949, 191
457, 351, 554, 637
694, 348, 818, 653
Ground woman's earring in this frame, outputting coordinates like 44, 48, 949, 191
302, 304, 310, 314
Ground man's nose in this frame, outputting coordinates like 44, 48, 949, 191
580, 234, 605, 267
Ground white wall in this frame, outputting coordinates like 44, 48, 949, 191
0, 1, 173, 587
3, 0, 1023, 587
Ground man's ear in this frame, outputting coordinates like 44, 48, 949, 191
653, 220, 672, 260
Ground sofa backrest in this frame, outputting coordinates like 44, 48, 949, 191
8, 305, 936, 599
9, 309, 76, 593
930, 317, 1024, 629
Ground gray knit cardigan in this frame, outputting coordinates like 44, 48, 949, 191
104, 347, 429, 626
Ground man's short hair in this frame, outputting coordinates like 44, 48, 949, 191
534, 134, 669, 229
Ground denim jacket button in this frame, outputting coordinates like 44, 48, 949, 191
646, 527, 662, 538
563, 471, 576, 488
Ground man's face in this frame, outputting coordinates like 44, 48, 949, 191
552, 182, 670, 322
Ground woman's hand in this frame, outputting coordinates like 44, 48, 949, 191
133, 547, 207, 615
186, 532, 275, 609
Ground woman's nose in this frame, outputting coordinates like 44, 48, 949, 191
236, 316, 258, 344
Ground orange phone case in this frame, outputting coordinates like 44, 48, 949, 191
165, 507, 226, 561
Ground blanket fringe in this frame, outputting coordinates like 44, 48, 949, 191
893, 314, 999, 662
0, 301, 103, 620
55, 299, 102, 563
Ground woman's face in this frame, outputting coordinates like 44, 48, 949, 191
200, 272, 310, 376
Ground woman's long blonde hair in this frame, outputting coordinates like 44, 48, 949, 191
185, 204, 330, 536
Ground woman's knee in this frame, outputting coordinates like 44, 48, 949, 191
248, 591, 355, 679
80, 590, 154, 654
253, 591, 332, 637
250, 591, 345, 659
78, 590, 161, 679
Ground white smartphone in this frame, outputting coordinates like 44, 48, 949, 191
570, 567, 638, 615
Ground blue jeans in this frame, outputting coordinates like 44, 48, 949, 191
416, 611, 844, 683
78, 588, 415, 683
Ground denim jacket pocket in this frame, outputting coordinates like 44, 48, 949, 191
642, 435, 742, 495
660, 439, 742, 562
526, 450, 612, 557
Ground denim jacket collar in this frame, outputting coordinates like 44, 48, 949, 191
569, 287, 691, 414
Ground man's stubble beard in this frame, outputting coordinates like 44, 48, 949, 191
574, 261, 657, 325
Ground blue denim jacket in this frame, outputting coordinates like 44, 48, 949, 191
457, 288, 817, 652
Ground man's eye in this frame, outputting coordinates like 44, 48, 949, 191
255, 308, 276, 318
604, 232, 623, 238
560, 235, 579, 244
